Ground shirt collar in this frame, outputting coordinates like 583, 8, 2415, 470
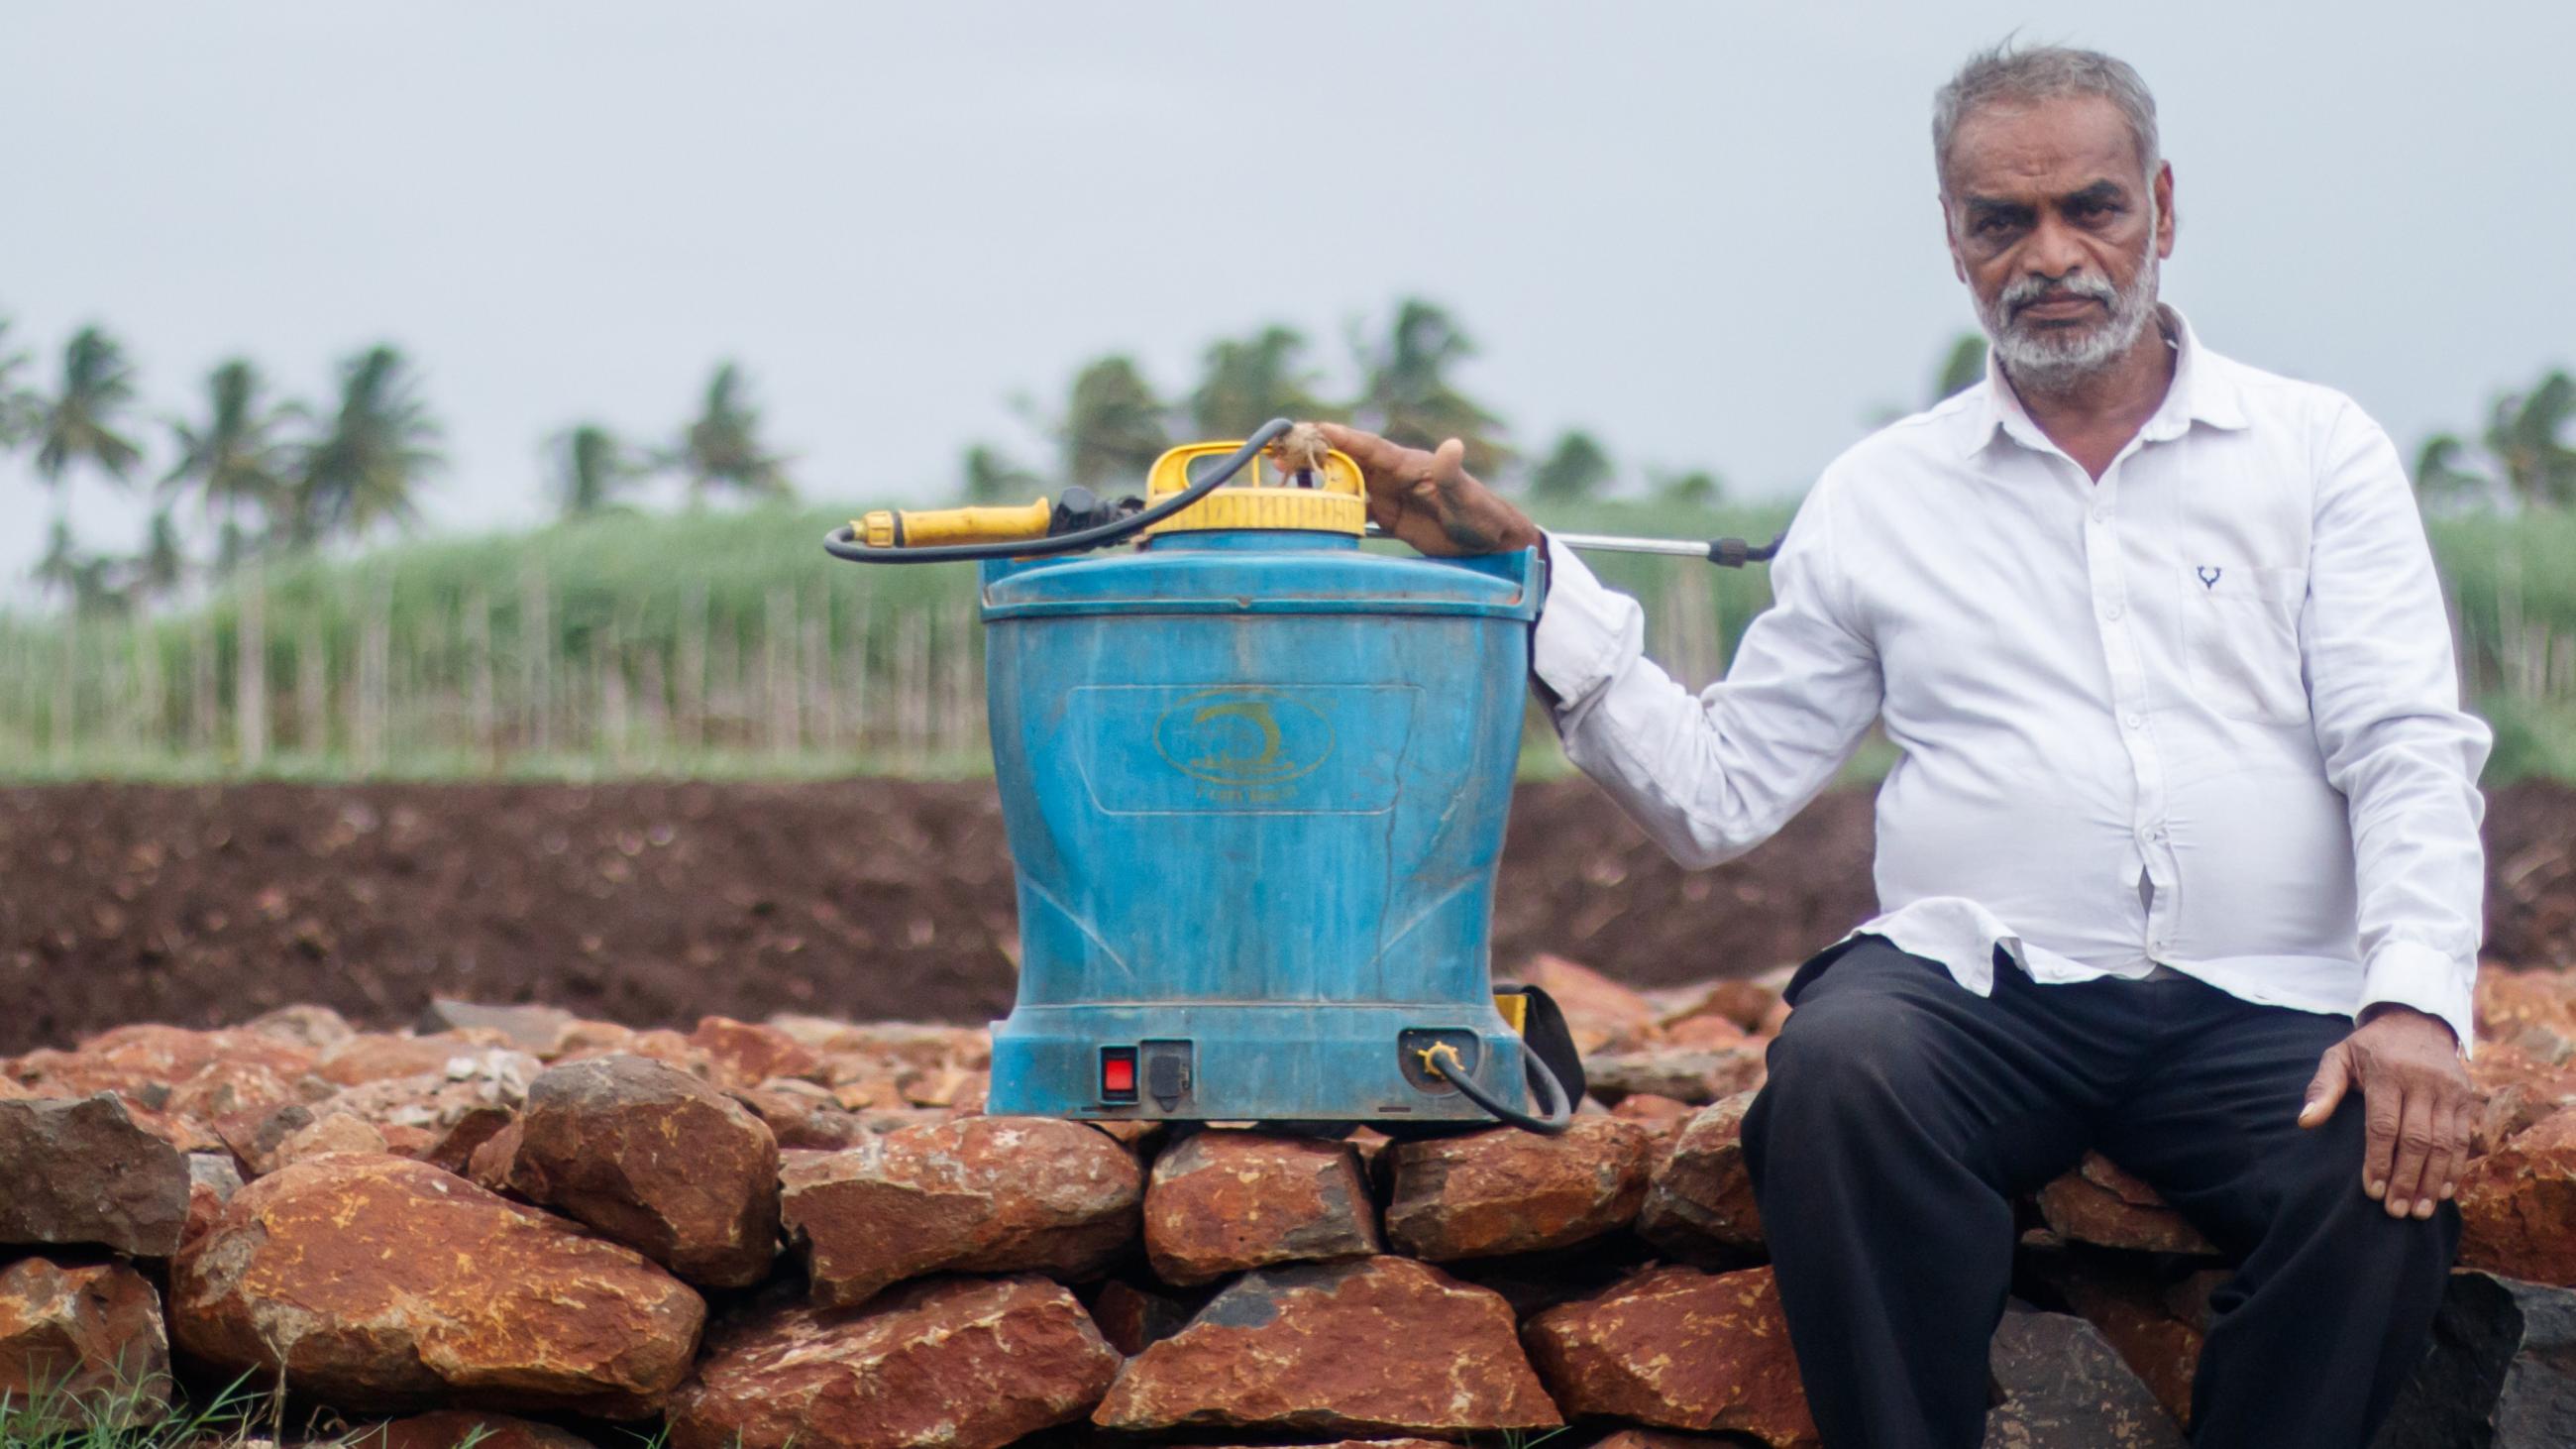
1960, 304, 2251, 459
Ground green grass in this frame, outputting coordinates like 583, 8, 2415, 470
0, 1372, 257, 1449
2483, 695, 2576, 785
0, 1367, 679, 1449
212, 502, 960, 657
1, 495, 2569, 784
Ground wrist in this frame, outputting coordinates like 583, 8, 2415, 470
2360, 1001, 2460, 1050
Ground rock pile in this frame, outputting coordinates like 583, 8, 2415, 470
3, 960, 2574, 1446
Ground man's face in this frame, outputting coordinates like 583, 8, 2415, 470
1942, 94, 2176, 389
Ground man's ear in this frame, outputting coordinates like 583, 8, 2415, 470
2153, 161, 2177, 261
1939, 194, 1967, 282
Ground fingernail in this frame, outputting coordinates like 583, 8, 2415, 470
2416, 1199, 2436, 1217
2367, 1179, 2386, 1198
2441, 1183, 2456, 1199
2387, 1199, 2410, 1218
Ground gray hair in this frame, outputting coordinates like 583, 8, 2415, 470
1932, 42, 2160, 192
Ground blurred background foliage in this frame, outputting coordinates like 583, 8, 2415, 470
0, 298, 2568, 784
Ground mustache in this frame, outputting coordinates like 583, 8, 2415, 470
2001, 273, 2116, 317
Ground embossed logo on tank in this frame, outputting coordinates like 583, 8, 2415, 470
1153, 688, 1335, 788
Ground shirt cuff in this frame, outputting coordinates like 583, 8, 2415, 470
1531, 533, 1632, 710
2357, 942, 2477, 1059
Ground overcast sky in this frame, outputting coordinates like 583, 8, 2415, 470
5, 1, 2571, 591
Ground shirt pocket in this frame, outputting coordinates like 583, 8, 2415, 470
2180, 563, 2309, 725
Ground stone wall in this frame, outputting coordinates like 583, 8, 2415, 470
4, 956, 2573, 1447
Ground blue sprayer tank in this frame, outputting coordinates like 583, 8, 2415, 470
834, 429, 1553, 1127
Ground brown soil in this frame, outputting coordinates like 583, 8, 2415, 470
2, 778, 2568, 1056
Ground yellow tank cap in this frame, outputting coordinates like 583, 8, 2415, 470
1141, 439, 1367, 537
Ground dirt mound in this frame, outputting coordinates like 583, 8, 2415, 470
0, 779, 1018, 1057
1494, 782, 1878, 988
1, 778, 2568, 1055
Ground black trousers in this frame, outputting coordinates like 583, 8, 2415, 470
1740, 936, 2457, 1449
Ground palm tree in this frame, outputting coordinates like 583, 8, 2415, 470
0, 315, 40, 448
672, 362, 794, 506
1061, 356, 1167, 489
130, 508, 187, 601
1351, 298, 1510, 478
2412, 434, 2492, 507
293, 344, 444, 546
959, 443, 1041, 504
1932, 332, 1988, 402
34, 518, 80, 600
551, 423, 638, 517
34, 518, 123, 613
2484, 370, 2576, 508
1528, 430, 1615, 503
164, 359, 297, 571
34, 325, 145, 527
1189, 325, 1334, 437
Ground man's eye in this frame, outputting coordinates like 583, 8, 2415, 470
1975, 216, 2014, 235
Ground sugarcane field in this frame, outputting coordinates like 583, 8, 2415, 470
7, 8, 2576, 1449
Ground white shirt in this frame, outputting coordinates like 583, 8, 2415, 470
1532, 310, 2491, 1051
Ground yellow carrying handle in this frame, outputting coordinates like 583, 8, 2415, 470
856, 498, 1052, 549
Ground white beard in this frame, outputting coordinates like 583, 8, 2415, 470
1976, 236, 2161, 394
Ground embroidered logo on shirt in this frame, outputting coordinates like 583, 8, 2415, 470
2197, 566, 2223, 590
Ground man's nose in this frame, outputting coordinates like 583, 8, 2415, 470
2022, 214, 2091, 281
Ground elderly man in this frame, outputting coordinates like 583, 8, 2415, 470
1320, 41, 2487, 1449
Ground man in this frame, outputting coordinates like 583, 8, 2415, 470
1320, 42, 2488, 1449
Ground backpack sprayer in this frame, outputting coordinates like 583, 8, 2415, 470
825, 419, 1778, 1135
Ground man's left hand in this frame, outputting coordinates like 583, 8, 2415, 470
2300, 1006, 2476, 1219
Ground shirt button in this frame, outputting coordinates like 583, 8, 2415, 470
2092, 504, 2112, 523
2122, 712, 2144, 730
2100, 602, 2125, 621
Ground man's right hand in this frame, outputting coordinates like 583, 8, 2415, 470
1315, 423, 1543, 558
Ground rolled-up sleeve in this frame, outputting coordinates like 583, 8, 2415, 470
2304, 400, 2493, 1053
1531, 480, 1884, 869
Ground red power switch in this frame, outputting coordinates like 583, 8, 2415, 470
1100, 1048, 1138, 1102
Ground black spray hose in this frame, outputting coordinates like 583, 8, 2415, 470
825, 418, 1295, 565
1423, 1041, 1575, 1135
